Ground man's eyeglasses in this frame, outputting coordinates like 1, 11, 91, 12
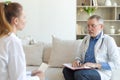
87, 24, 100, 28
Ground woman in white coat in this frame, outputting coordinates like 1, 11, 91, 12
63, 15, 120, 80
0, 1, 44, 80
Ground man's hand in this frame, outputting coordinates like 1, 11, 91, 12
72, 60, 81, 67
82, 62, 101, 69
32, 70, 45, 80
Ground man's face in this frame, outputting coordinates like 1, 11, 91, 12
87, 18, 103, 37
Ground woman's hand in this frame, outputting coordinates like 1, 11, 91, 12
32, 70, 45, 80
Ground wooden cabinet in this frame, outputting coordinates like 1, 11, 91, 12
76, 0, 120, 46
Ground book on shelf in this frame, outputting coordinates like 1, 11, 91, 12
63, 63, 91, 70
92, 0, 98, 6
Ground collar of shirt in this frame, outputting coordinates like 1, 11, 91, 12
91, 32, 102, 40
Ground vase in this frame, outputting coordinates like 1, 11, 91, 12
88, 13, 92, 16
113, 2, 117, 6
105, 0, 112, 6
110, 26, 115, 34
110, 29, 115, 34
118, 29, 120, 34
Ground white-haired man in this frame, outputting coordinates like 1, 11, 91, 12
63, 15, 120, 80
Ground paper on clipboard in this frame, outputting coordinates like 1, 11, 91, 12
38, 63, 49, 72
63, 63, 91, 70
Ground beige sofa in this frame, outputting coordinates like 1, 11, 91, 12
23, 37, 120, 80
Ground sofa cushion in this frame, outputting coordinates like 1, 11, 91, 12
23, 43, 44, 66
45, 67, 64, 80
49, 37, 82, 67
26, 66, 40, 71
43, 44, 52, 63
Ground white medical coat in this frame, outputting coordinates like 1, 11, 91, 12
78, 33, 120, 80
0, 33, 39, 80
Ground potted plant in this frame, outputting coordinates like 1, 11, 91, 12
83, 6, 97, 16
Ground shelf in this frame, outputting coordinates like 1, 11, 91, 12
107, 34, 120, 36
76, 35, 87, 39
77, 7, 115, 20
77, 20, 120, 22
77, 0, 120, 7
76, 34, 120, 39
77, 34, 120, 36
76, 0, 120, 46
77, 6, 119, 8
77, 34, 88, 35
77, 20, 87, 22
104, 20, 120, 21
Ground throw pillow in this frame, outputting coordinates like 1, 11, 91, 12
49, 37, 82, 67
23, 43, 44, 66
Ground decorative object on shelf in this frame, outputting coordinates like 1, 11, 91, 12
76, 24, 85, 35
29, 39, 35, 45
118, 29, 120, 34
83, 6, 97, 16
119, 14, 120, 20
82, 0, 86, 6
110, 26, 115, 34
81, 0, 90, 6
113, 2, 117, 6
79, 7, 84, 12
105, 0, 112, 6
92, 0, 98, 6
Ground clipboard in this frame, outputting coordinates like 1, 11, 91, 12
63, 63, 91, 70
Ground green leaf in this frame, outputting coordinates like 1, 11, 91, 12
83, 7, 97, 15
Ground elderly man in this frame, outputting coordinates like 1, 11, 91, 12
63, 15, 120, 80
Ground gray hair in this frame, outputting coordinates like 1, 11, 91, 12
88, 15, 104, 25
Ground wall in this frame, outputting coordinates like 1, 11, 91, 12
1, 0, 76, 43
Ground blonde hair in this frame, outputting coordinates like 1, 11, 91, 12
0, 2, 22, 37
0, 3, 12, 37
